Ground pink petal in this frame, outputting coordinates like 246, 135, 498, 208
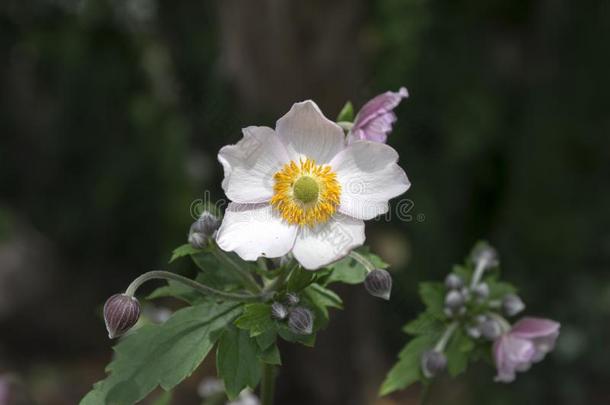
511, 317, 560, 339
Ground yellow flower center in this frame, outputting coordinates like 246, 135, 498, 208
271, 158, 341, 227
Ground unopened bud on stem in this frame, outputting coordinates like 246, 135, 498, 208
471, 244, 499, 269
480, 318, 502, 340
288, 307, 314, 335
473, 282, 490, 299
445, 290, 465, 309
421, 350, 447, 378
271, 302, 288, 320
104, 294, 141, 339
285, 292, 300, 306
188, 212, 221, 249
444, 273, 464, 290
364, 269, 392, 300
502, 294, 525, 316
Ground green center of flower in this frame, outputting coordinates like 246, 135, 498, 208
293, 176, 319, 204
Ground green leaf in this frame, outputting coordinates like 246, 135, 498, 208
255, 328, 277, 351
80, 302, 241, 405
234, 303, 274, 337
445, 327, 475, 377
303, 283, 343, 320
379, 334, 437, 396
324, 248, 388, 285
287, 266, 316, 292
336, 101, 354, 122
147, 280, 203, 305
487, 279, 517, 300
402, 312, 445, 336
216, 326, 262, 400
169, 243, 202, 263
418, 282, 445, 319
191, 252, 243, 288
258, 344, 281, 365
151, 391, 172, 405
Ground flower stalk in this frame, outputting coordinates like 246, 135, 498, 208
260, 363, 276, 405
125, 270, 265, 303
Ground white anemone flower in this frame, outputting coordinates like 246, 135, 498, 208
216, 100, 410, 270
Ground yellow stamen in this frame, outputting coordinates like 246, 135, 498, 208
270, 158, 341, 227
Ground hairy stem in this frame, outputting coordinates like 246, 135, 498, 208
125, 270, 263, 302
470, 258, 488, 288
349, 251, 375, 272
260, 363, 276, 405
434, 321, 458, 352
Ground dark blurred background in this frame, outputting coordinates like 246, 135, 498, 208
1, 0, 609, 404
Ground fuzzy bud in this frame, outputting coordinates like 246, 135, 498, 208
502, 294, 526, 317
288, 307, 314, 335
480, 318, 503, 340
466, 325, 482, 339
421, 350, 447, 378
444, 290, 465, 309
444, 273, 464, 290
271, 302, 288, 320
104, 294, 141, 339
285, 292, 300, 306
364, 269, 392, 300
471, 244, 499, 269
188, 212, 221, 248
472, 282, 490, 299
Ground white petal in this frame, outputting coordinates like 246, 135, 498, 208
276, 100, 345, 164
216, 203, 297, 261
330, 141, 410, 220
292, 214, 365, 270
218, 126, 290, 203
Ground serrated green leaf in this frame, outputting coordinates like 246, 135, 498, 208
234, 303, 274, 337
336, 101, 354, 122
258, 344, 281, 365
287, 266, 316, 292
80, 302, 242, 405
379, 334, 437, 396
402, 312, 445, 336
445, 327, 475, 377
418, 282, 445, 318
216, 326, 262, 400
169, 244, 202, 263
191, 252, 243, 288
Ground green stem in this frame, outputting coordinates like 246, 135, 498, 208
434, 321, 458, 352
349, 251, 375, 272
419, 381, 432, 405
264, 261, 297, 294
260, 363, 276, 405
210, 243, 262, 293
124, 270, 263, 302
337, 121, 354, 131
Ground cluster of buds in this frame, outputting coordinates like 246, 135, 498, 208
271, 293, 314, 335
420, 243, 560, 382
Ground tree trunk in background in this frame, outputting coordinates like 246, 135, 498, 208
217, 2, 385, 404
217, 0, 365, 115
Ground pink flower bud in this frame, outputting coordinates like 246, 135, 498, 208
103, 293, 141, 339
349, 87, 408, 144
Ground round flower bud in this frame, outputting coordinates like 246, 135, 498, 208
271, 302, 288, 320
444, 273, 464, 290
103, 293, 141, 339
472, 282, 490, 299
502, 294, 526, 317
444, 290, 465, 309
285, 292, 300, 306
471, 244, 499, 269
421, 350, 447, 378
480, 318, 502, 340
288, 307, 314, 335
364, 269, 392, 300
188, 211, 221, 249
466, 325, 482, 339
